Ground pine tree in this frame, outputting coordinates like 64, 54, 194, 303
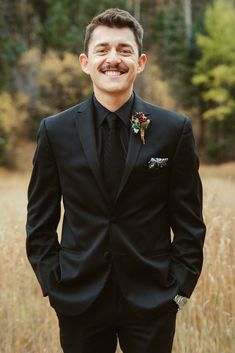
192, 0, 235, 122
192, 0, 235, 161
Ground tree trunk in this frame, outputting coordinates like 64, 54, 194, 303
184, 0, 192, 42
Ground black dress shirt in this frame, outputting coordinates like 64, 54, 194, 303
93, 93, 134, 163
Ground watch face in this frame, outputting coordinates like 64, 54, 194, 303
174, 295, 188, 309
181, 297, 187, 306
180, 298, 187, 309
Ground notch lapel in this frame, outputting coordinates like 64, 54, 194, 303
74, 97, 112, 206
115, 95, 148, 202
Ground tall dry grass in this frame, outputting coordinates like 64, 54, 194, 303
0, 166, 234, 353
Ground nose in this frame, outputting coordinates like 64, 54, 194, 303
106, 48, 121, 64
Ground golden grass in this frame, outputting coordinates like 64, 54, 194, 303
0, 164, 234, 353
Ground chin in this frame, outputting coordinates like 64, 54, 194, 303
101, 84, 129, 93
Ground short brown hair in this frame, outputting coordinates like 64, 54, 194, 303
84, 8, 144, 56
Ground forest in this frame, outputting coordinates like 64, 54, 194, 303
0, 2, 235, 353
0, 0, 235, 166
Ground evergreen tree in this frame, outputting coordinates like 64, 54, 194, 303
150, 0, 205, 109
31, 0, 129, 53
192, 0, 235, 161
0, 0, 28, 90
193, 0, 235, 121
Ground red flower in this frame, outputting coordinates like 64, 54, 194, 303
130, 112, 150, 144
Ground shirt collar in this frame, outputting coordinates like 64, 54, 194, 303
93, 93, 134, 128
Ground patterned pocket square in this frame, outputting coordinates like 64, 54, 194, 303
148, 157, 168, 170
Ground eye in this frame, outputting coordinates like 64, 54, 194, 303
120, 48, 132, 55
95, 48, 107, 55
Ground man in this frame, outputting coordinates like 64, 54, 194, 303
26, 8, 206, 353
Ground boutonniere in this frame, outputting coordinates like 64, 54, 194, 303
130, 112, 150, 144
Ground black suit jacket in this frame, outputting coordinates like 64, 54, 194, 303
26, 94, 206, 316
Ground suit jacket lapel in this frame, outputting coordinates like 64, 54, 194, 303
74, 94, 150, 206
74, 97, 112, 206
115, 94, 148, 202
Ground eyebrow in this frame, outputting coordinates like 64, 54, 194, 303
94, 42, 135, 50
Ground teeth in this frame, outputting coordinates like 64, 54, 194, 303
104, 71, 121, 76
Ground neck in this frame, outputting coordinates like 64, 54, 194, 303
94, 89, 133, 112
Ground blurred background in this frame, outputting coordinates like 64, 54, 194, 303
0, 0, 234, 352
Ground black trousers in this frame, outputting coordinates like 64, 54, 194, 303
56, 270, 178, 353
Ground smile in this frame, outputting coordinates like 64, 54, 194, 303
104, 71, 122, 76
100, 66, 128, 76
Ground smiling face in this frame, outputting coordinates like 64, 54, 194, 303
79, 25, 147, 100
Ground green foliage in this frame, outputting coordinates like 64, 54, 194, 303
32, 0, 128, 53
153, 2, 187, 75
205, 138, 235, 163
40, 1, 80, 52
150, 0, 204, 109
0, 125, 9, 165
0, 8, 18, 89
192, 0, 235, 122
0, 1, 31, 90
0, 0, 234, 164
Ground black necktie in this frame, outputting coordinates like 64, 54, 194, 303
102, 113, 125, 201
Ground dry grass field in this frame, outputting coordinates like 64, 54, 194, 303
0, 161, 234, 353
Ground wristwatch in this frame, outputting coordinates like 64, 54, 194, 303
173, 294, 188, 310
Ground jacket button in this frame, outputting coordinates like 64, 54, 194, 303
104, 250, 112, 259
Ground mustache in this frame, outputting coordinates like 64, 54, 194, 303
99, 63, 129, 72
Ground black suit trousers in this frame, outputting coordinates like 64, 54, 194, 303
56, 268, 178, 353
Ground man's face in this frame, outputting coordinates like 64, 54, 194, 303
79, 26, 147, 98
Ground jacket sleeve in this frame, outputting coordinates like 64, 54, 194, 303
26, 118, 61, 296
169, 117, 206, 298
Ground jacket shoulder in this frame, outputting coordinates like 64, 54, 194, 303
143, 100, 189, 127
136, 97, 192, 141
41, 98, 90, 131
138, 100, 190, 141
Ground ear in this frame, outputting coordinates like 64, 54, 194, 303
79, 53, 90, 75
137, 54, 148, 74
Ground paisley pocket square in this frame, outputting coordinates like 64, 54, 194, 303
148, 157, 168, 170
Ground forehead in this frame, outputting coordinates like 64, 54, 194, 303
89, 25, 137, 49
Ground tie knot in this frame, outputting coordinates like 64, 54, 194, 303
106, 113, 119, 130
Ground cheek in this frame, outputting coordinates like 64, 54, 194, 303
125, 58, 139, 71
87, 58, 103, 73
